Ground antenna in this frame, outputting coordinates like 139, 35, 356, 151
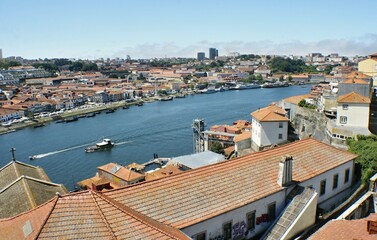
10, 148, 16, 161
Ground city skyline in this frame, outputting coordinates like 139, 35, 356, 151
1, 0, 376, 59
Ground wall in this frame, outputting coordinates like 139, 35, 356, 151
252, 119, 288, 148
298, 161, 354, 211
336, 103, 370, 128
182, 190, 287, 240
358, 59, 377, 77
291, 107, 329, 144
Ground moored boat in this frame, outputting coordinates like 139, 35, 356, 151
105, 109, 116, 114
85, 138, 115, 153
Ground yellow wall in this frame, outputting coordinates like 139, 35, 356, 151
358, 59, 377, 77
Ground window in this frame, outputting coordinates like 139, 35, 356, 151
333, 174, 338, 189
342, 104, 349, 110
320, 180, 326, 195
194, 232, 206, 240
279, 122, 283, 128
345, 168, 350, 183
223, 221, 232, 240
278, 133, 283, 139
247, 211, 256, 231
268, 202, 276, 221
340, 116, 347, 124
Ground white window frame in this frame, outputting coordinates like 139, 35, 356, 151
340, 116, 347, 124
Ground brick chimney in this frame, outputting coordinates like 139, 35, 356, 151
277, 155, 293, 187
367, 219, 377, 234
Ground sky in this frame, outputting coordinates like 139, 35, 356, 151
1, 0, 376, 59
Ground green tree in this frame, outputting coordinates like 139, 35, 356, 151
210, 141, 225, 155
347, 135, 377, 183
109, 73, 118, 78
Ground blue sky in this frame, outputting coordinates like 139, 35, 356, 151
1, 0, 376, 59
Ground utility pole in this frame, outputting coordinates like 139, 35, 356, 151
10, 147, 16, 161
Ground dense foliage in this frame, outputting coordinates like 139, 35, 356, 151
347, 135, 377, 183
210, 142, 225, 155
0, 59, 21, 69
298, 99, 316, 109
236, 54, 261, 60
268, 57, 307, 73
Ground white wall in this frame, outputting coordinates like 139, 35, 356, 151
336, 103, 370, 128
252, 119, 288, 148
298, 161, 354, 209
182, 190, 287, 240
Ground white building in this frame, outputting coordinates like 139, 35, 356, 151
251, 104, 289, 151
336, 91, 370, 128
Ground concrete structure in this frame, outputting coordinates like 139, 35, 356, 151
0, 49, 2, 59
338, 72, 372, 99
209, 48, 218, 60
169, 151, 225, 170
251, 104, 289, 151
358, 53, 377, 81
197, 52, 205, 61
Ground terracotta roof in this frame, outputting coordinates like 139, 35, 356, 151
0, 176, 67, 218
309, 214, 377, 240
342, 78, 369, 84
283, 94, 313, 105
145, 165, 182, 181
251, 104, 289, 122
346, 71, 372, 79
104, 138, 357, 229
0, 191, 189, 239
234, 131, 251, 142
0, 161, 50, 190
98, 163, 144, 182
337, 91, 371, 104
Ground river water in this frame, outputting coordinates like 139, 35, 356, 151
0, 86, 310, 190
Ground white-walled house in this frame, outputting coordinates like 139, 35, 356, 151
103, 138, 357, 240
336, 91, 370, 128
251, 104, 289, 151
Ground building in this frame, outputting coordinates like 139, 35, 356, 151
0, 138, 358, 239
251, 104, 289, 151
338, 72, 373, 98
209, 48, 218, 60
197, 52, 205, 61
358, 53, 377, 82
0, 49, 2, 59
326, 91, 371, 145
0, 160, 68, 218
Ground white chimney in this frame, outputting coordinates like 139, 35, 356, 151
277, 155, 293, 187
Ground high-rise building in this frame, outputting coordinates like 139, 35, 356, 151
209, 48, 218, 60
197, 52, 205, 61
0, 49, 2, 59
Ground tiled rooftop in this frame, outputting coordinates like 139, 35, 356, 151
283, 94, 313, 105
251, 104, 289, 122
0, 190, 190, 240
104, 138, 357, 229
337, 91, 371, 104
309, 214, 377, 240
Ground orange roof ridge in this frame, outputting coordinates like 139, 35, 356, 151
34, 196, 59, 240
338, 91, 371, 103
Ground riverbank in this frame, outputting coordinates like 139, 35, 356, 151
0, 98, 153, 134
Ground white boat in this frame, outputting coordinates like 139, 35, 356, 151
85, 138, 115, 153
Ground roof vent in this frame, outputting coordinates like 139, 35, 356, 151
277, 155, 293, 187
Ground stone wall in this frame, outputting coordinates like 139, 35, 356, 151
291, 107, 330, 144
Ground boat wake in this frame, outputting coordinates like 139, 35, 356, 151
114, 141, 131, 146
31, 143, 90, 159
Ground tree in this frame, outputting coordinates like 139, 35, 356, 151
210, 141, 225, 155
347, 135, 377, 183
109, 73, 118, 78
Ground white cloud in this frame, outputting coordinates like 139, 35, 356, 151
110, 34, 377, 59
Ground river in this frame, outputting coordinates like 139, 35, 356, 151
0, 86, 310, 190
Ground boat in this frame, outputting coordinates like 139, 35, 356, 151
136, 102, 143, 106
122, 105, 129, 109
55, 119, 65, 123
85, 138, 115, 153
175, 94, 186, 98
29, 155, 37, 160
261, 82, 289, 88
86, 113, 96, 117
78, 114, 87, 118
105, 109, 115, 114
65, 116, 78, 122
231, 83, 261, 90
160, 96, 173, 101
33, 123, 45, 128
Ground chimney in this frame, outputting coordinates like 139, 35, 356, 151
367, 220, 377, 234
277, 155, 293, 187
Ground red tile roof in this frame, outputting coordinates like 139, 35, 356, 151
104, 138, 357, 229
283, 94, 313, 105
337, 91, 371, 104
0, 191, 189, 239
309, 214, 377, 240
251, 104, 289, 122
